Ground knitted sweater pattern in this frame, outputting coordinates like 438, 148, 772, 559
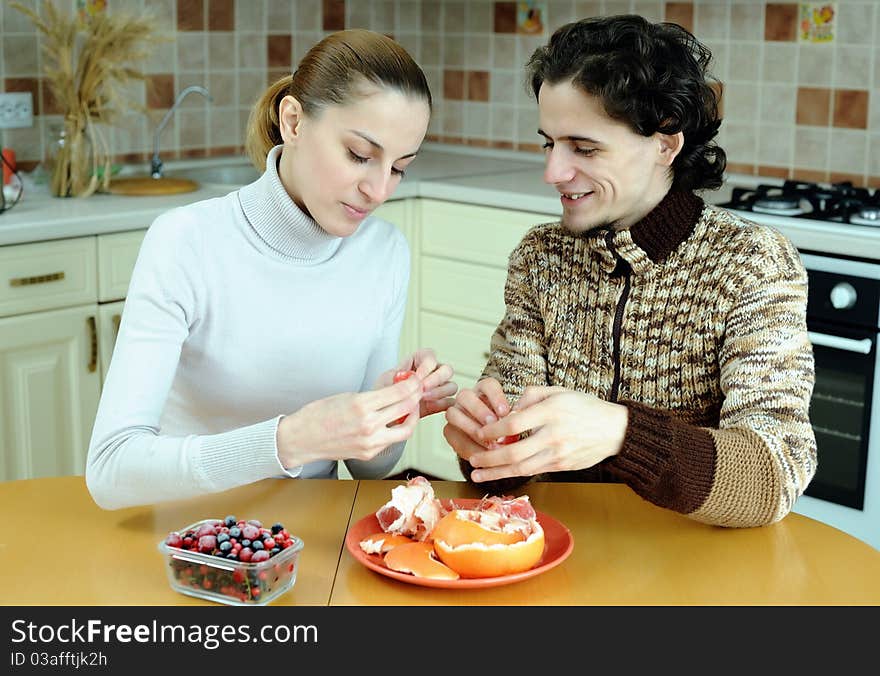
475, 190, 817, 527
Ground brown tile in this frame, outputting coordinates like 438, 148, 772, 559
4, 78, 39, 114
444, 70, 465, 100
323, 0, 346, 31
40, 79, 61, 115
15, 160, 39, 172
466, 138, 491, 147
833, 89, 868, 129
114, 152, 148, 165
757, 165, 791, 179
665, 3, 694, 32
442, 135, 465, 145
867, 176, 880, 189
829, 171, 866, 185
792, 168, 828, 183
147, 74, 176, 109
467, 71, 490, 102
725, 162, 756, 176
765, 3, 797, 41
208, 0, 234, 31
181, 148, 209, 158
494, 2, 517, 33
177, 0, 204, 31
208, 146, 241, 157
517, 141, 543, 153
492, 140, 515, 150
796, 87, 831, 126
425, 133, 442, 143
268, 35, 292, 68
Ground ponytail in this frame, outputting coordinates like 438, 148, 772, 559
245, 74, 292, 170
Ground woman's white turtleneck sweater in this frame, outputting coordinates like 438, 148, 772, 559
86, 145, 409, 509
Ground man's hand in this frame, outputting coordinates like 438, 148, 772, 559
380, 348, 458, 418
448, 385, 629, 483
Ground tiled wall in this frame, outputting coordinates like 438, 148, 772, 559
2, 0, 880, 185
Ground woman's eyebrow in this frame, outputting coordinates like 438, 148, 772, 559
538, 129, 602, 144
349, 130, 419, 159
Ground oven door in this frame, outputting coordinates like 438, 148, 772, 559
805, 321, 876, 509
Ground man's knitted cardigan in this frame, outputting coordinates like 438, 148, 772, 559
464, 190, 817, 527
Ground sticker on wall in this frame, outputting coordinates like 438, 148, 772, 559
799, 2, 836, 43
518, 1, 546, 34
77, 0, 107, 21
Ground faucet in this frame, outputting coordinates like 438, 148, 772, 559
150, 85, 212, 179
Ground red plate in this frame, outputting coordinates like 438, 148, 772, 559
344, 498, 574, 589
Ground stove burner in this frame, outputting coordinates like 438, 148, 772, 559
850, 207, 880, 227
753, 195, 806, 215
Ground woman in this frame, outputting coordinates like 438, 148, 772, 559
87, 30, 455, 509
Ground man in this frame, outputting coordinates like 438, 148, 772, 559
443, 15, 817, 527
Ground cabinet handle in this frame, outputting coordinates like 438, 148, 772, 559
9, 271, 65, 287
111, 313, 121, 337
86, 316, 97, 373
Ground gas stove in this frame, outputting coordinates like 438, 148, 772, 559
717, 179, 880, 227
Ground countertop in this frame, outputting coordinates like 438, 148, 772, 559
2, 142, 879, 260
3, 476, 879, 605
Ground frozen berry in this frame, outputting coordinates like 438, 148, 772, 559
216, 532, 230, 544
242, 525, 260, 541
252, 540, 264, 551
271, 523, 284, 535
219, 541, 233, 553
165, 533, 183, 548
229, 526, 241, 539
224, 515, 237, 527
198, 535, 217, 553
251, 550, 270, 563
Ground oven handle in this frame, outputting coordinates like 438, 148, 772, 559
808, 331, 874, 354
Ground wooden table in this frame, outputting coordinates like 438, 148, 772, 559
332, 480, 880, 605
0, 476, 357, 606
2, 476, 879, 605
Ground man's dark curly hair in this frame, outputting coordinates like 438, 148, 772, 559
526, 15, 726, 192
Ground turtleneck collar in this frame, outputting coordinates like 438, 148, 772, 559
237, 144, 342, 262
585, 190, 705, 275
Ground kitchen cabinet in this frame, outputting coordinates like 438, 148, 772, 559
0, 232, 142, 481
402, 199, 556, 480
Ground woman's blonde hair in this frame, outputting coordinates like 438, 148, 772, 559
245, 29, 432, 169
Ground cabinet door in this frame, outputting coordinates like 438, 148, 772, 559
97, 230, 147, 302
0, 305, 102, 480
98, 300, 125, 382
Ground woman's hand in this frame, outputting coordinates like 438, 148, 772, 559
385, 348, 458, 418
276, 375, 423, 468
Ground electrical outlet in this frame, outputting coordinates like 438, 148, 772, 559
0, 92, 34, 129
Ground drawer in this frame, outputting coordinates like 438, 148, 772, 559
420, 199, 553, 268
421, 256, 507, 324
421, 311, 495, 379
97, 230, 146, 302
0, 238, 97, 318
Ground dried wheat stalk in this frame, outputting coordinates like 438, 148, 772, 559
10, 1, 164, 197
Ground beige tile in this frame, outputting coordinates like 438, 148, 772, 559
445, 1, 466, 33
112, 113, 149, 155
296, 0, 322, 32
836, 2, 875, 44
870, 89, 880, 133
374, 0, 396, 32
235, 0, 263, 31
399, 1, 420, 32
421, 35, 442, 67
466, 1, 493, 32
605, 1, 631, 16
349, 2, 371, 29
869, 134, 880, 177
178, 109, 208, 148
516, 104, 539, 142
444, 36, 465, 67
720, 122, 759, 166
705, 40, 728, 81
730, 2, 763, 41
490, 104, 517, 141
465, 34, 492, 69
3, 35, 38, 76
238, 34, 266, 70
574, 2, 603, 20
547, 0, 576, 30
694, 2, 729, 41
760, 84, 796, 123
798, 44, 833, 86
464, 101, 490, 138
794, 126, 829, 169
762, 43, 796, 83
208, 72, 237, 108
442, 100, 464, 134
210, 107, 242, 148
518, 34, 545, 70
728, 41, 761, 82
397, 33, 421, 65
238, 70, 266, 108
632, 1, 664, 23
492, 35, 517, 69
833, 46, 872, 90
490, 70, 518, 105
757, 124, 794, 166
3, 0, 38, 33
722, 82, 759, 122
829, 129, 867, 173
209, 33, 237, 70
421, 0, 441, 31
145, 0, 177, 32
178, 33, 207, 71
3, 124, 41, 162
266, 1, 293, 33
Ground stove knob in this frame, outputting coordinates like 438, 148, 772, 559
830, 282, 857, 310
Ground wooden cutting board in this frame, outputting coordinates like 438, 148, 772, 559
107, 176, 199, 195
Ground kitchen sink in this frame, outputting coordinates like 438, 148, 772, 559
174, 163, 261, 186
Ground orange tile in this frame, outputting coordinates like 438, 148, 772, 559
492, 140, 515, 150
40, 79, 61, 115
791, 168, 828, 183
867, 176, 880, 189
517, 142, 544, 153
208, 146, 240, 157
425, 134, 442, 143
4, 78, 39, 115
757, 165, 791, 179
323, 0, 346, 31
467, 71, 490, 102
765, 3, 797, 41
444, 70, 465, 100
494, 2, 517, 33
208, 0, 234, 31
829, 171, 866, 185
147, 74, 176, 109
267, 35, 292, 68
796, 87, 831, 126
181, 148, 209, 159
665, 2, 694, 33
177, 0, 204, 31
466, 138, 491, 147
725, 162, 756, 176
442, 135, 465, 145
833, 89, 868, 129
115, 152, 148, 165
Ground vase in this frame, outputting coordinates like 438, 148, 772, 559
47, 118, 98, 197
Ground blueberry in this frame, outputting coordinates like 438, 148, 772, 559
219, 541, 233, 553
224, 515, 237, 528
240, 539, 251, 548
229, 526, 241, 539
270, 547, 281, 556
226, 552, 238, 560
271, 523, 284, 535
252, 540, 264, 551
216, 532, 230, 544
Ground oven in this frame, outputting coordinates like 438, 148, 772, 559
718, 180, 880, 550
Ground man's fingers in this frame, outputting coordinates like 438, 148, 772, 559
474, 378, 510, 418
454, 388, 499, 426
442, 422, 484, 462
512, 385, 565, 411
444, 404, 485, 443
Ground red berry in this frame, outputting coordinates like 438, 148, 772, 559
165, 533, 183, 548
251, 550, 270, 563
198, 535, 217, 553
242, 524, 260, 541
